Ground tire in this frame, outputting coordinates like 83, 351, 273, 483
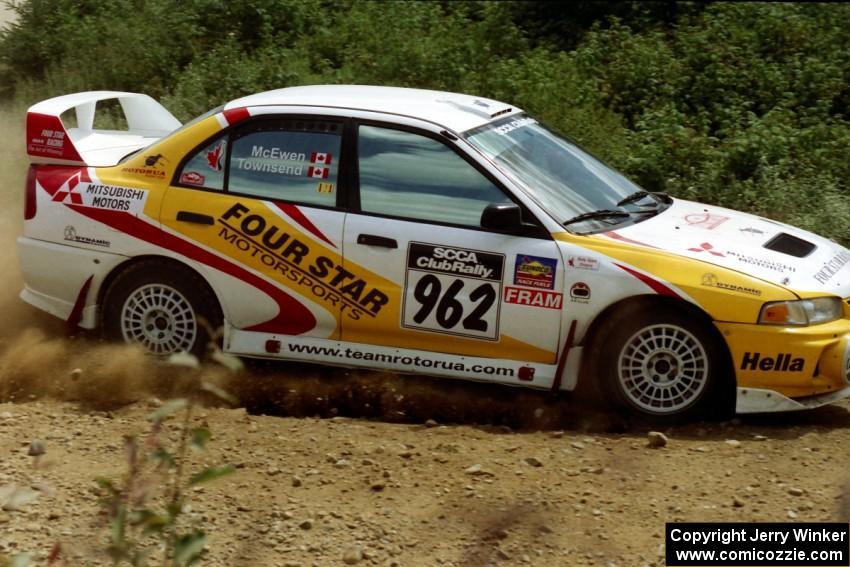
102, 260, 222, 357
595, 302, 728, 422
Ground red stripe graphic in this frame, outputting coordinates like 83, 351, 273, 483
270, 201, 337, 249
614, 263, 680, 298
39, 170, 316, 335
603, 231, 659, 249
222, 107, 250, 126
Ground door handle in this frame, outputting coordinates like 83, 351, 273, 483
357, 233, 398, 249
176, 211, 215, 225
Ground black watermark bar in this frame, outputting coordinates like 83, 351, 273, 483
666, 523, 849, 566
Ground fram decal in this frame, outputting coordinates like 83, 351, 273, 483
180, 171, 205, 186
740, 352, 804, 372
567, 255, 599, 271
688, 242, 724, 257
683, 212, 729, 229
569, 282, 590, 303
513, 255, 557, 289
504, 287, 562, 310
218, 203, 387, 320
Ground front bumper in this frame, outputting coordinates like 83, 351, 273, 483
736, 385, 850, 413
717, 318, 850, 401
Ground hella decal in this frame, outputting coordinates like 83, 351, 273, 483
740, 352, 805, 372
218, 203, 388, 320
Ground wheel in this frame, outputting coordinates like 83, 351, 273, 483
102, 260, 222, 357
595, 303, 728, 421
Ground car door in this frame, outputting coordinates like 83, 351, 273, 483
160, 116, 349, 339
341, 122, 564, 365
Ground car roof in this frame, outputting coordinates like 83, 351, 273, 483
224, 85, 521, 133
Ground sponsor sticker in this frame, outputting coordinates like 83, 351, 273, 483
701, 273, 762, 296
317, 182, 334, 193
813, 250, 850, 285
567, 255, 599, 271
513, 255, 557, 289
403, 242, 505, 340
63, 225, 110, 248
740, 352, 804, 372
503, 286, 563, 310
726, 251, 796, 273
739, 226, 766, 237
180, 171, 205, 186
51, 173, 148, 214
687, 242, 724, 257
569, 282, 591, 303
217, 203, 387, 321
683, 212, 729, 229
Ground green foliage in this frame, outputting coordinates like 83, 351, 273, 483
2, 1, 850, 243
96, 382, 236, 566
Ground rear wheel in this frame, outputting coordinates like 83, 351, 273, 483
595, 303, 728, 421
102, 260, 221, 357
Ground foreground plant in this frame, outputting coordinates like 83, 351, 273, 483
95, 376, 237, 567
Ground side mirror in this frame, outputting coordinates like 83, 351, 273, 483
481, 202, 523, 233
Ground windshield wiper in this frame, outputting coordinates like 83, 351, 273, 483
563, 209, 631, 227
617, 190, 671, 207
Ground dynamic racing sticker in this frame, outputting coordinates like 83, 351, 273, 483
402, 243, 505, 340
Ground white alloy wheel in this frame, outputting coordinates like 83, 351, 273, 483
120, 283, 197, 354
616, 323, 709, 414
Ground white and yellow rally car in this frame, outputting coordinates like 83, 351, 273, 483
17, 86, 850, 420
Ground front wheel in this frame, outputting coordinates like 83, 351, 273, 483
102, 260, 221, 357
596, 303, 729, 421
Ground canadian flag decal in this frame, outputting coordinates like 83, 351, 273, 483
307, 166, 329, 179
310, 152, 332, 165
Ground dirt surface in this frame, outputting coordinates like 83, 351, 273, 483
1, 106, 850, 567
2, 384, 850, 567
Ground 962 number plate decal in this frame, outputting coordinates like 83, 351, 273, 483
402, 242, 505, 340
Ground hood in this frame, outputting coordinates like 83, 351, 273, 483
601, 198, 850, 298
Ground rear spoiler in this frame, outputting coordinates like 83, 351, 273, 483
26, 91, 182, 166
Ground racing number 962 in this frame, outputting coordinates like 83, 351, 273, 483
402, 242, 504, 340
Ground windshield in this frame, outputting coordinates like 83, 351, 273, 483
464, 114, 667, 233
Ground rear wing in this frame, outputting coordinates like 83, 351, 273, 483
26, 91, 182, 166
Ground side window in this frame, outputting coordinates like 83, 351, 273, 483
357, 125, 509, 227
229, 124, 342, 206
178, 135, 227, 191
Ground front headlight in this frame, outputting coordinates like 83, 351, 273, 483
758, 297, 844, 326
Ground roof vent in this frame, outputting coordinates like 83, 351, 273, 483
438, 98, 512, 120
763, 233, 816, 258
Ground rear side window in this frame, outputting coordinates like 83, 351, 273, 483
229, 125, 342, 206
178, 135, 227, 191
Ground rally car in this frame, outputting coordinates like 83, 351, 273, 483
18, 86, 850, 420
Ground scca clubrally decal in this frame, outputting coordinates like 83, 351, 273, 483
402, 242, 505, 341
217, 203, 388, 320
